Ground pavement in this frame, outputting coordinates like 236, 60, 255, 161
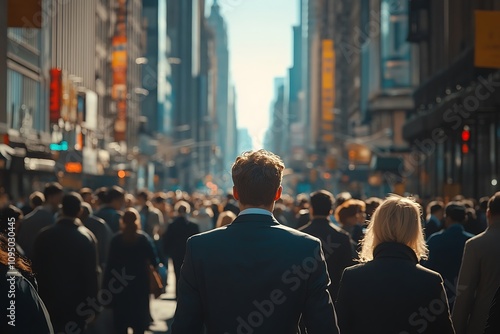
148, 261, 177, 334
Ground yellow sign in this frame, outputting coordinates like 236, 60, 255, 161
322, 40, 335, 141
475, 11, 500, 69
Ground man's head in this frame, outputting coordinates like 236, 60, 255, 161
61, 192, 83, 218
108, 186, 125, 210
136, 190, 150, 207
487, 192, 500, 224
29, 191, 45, 209
310, 190, 335, 217
79, 202, 93, 221
231, 150, 285, 209
427, 200, 444, 220
43, 182, 64, 211
174, 200, 191, 216
444, 201, 466, 226
79, 187, 94, 205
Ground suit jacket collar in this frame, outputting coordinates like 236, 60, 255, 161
311, 217, 330, 224
373, 242, 418, 264
230, 214, 280, 227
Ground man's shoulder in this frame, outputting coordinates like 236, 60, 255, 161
300, 220, 350, 240
188, 221, 320, 247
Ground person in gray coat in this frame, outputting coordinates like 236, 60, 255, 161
452, 192, 500, 334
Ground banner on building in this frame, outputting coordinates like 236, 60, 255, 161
49, 68, 62, 123
321, 39, 335, 143
475, 10, 500, 69
7, 0, 42, 28
112, 0, 128, 142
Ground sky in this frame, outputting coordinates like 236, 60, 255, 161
205, 0, 299, 149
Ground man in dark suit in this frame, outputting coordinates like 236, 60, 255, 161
424, 201, 473, 309
299, 190, 354, 301
17, 182, 64, 259
94, 186, 125, 233
162, 200, 199, 297
172, 150, 339, 334
33, 192, 99, 333
425, 200, 445, 240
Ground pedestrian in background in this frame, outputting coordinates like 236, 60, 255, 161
104, 208, 158, 334
162, 200, 199, 298
299, 190, 354, 301
336, 195, 455, 334
424, 201, 473, 309
33, 192, 99, 333
95, 186, 125, 233
17, 182, 64, 259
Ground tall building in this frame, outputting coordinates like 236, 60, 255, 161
403, 1, 500, 198
0, 0, 147, 195
207, 0, 234, 186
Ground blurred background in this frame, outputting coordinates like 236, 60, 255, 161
0, 0, 499, 200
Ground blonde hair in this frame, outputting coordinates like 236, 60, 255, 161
216, 210, 237, 228
359, 194, 428, 262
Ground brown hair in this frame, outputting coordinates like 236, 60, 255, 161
121, 208, 141, 242
335, 199, 366, 223
231, 150, 285, 206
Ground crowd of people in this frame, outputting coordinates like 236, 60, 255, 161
0, 149, 499, 333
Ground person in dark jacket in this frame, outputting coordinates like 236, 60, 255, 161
94, 186, 125, 233
104, 208, 158, 334
424, 202, 473, 309
484, 284, 500, 334
336, 195, 455, 334
425, 200, 445, 239
172, 150, 339, 334
0, 235, 53, 334
162, 200, 199, 297
80, 202, 113, 270
33, 192, 99, 333
17, 182, 63, 259
299, 190, 354, 300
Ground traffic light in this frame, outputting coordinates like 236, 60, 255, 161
461, 126, 470, 154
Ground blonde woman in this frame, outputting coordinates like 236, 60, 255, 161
336, 195, 455, 334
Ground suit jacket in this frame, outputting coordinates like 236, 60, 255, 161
17, 206, 56, 259
484, 284, 500, 334
33, 217, 99, 332
162, 215, 199, 264
452, 221, 500, 334
336, 242, 455, 334
171, 213, 339, 334
299, 218, 354, 300
94, 206, 122, 233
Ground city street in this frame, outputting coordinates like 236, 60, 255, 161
148, 262, 177, 334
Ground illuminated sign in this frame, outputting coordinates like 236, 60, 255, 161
50, 141, 68, 151
322, 39, 335, 143
49, 68, 62, 123
65, 162, 83, 173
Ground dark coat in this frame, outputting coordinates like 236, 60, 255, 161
94, 206, 122, 233
171, 214, 340, 334
424, 224, 473, 308
299, 218, 354, 300
17, 206, 56, 259
32, 217, 99, 332
162, 216, 199, 267
104, 231, 157, 331
425, 215, 443, 240
83, 214, 113, 269
0, 264, 54, 333
484, 285, 500, 334
336, 242, 455, 334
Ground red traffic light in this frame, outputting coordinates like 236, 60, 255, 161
461, 126, 470, 142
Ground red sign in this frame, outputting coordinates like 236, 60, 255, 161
49, 68, 62, 123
